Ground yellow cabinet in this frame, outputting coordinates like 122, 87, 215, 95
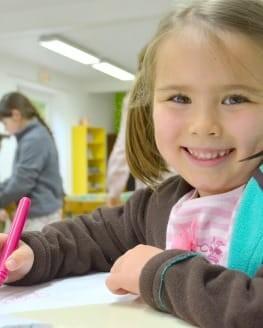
72, 125, 106, 194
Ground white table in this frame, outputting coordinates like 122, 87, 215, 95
0, 273, 196, 328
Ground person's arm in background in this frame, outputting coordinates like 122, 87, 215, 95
0, 209, 9, 222
0, 135, 12, 194
107, 95, 130, 207
0, 135, 12, 224
0, 136, 48, 208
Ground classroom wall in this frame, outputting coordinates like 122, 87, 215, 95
0, 53, 115, 194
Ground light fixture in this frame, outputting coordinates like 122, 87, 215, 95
39, 36, 99, 65
92, 62, 134, 81
39, 36, 135, 81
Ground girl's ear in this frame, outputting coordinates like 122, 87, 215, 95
11, 109, 22, 121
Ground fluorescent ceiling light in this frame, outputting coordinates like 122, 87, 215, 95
92, 62, 134, 81
39, 38, 99, 65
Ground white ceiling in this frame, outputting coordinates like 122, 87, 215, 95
0, 0, 175, 92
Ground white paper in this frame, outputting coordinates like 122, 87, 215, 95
0, 314, 52, 327
0, 273, 137, 315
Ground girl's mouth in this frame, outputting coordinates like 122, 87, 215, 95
182, 147, 235, 167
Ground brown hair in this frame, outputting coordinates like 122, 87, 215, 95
126, 0, 263, 187
0, 92, 53, 137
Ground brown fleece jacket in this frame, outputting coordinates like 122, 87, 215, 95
13, 175, 263, 328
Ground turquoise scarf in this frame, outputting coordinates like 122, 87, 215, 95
228, 164, 263, 277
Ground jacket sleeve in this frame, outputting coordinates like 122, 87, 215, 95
0, 136, 48, 207
12, 187, 152, 286
140, 250, 263, 328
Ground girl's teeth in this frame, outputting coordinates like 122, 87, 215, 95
187, 149, 230, 160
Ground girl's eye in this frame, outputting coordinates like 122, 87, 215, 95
222, 95, 250, 105
169, 94, 191, 104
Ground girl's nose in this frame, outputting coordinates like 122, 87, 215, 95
188, 108, 222, 137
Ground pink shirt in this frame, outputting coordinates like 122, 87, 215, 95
166, 186, 244, 266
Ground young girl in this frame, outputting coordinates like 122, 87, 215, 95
1, 1, 263, 327
0, 92, 64, 231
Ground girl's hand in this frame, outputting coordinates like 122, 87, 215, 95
0, 233, 34, 283
106, 244, 163, 295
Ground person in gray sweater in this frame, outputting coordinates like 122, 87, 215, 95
0, 92, 63, 231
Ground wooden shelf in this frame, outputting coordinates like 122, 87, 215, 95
72, 125, 107, 194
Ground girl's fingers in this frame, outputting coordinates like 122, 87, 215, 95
0, 235, 34, 283
110, 255, 123, 273
5, 243, 34, 272
107, 257, 126, 293
106, 273, 128, 295
0, 234, 33, 271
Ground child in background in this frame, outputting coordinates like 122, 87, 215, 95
0, 92, 64, 231
107, 93, 145, 207
1, 1, 263, 327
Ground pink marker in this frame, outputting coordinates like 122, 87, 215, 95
0, 197, 31, 285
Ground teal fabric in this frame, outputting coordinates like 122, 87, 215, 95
157, 252, 200, 311
228, 165, 263, 277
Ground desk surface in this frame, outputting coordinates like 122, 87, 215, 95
1, 273, 196, 328
18, 301, 196, 328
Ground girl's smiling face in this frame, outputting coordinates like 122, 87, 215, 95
153, 27, 263, 196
